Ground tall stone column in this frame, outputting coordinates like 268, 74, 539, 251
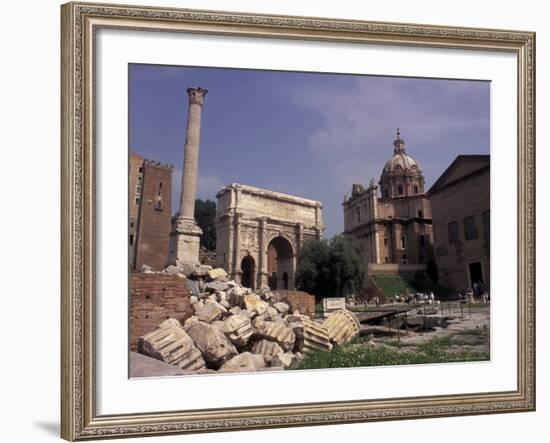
232, 212, 242, 283
171, 87, 208, 264
258, 217, 269, 288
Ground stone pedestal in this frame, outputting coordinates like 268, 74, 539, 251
171, 217, 203, 264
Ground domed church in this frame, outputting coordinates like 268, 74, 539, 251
343, 130, 433, 267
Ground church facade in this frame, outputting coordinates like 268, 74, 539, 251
343, 131, 433, 267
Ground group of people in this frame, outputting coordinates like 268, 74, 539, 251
461, 282, 490, 302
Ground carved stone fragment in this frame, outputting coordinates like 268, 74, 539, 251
294, 318, 333, 354
251, 339, 284, 364
322, 309, 361, 346
244, 293, 269, 316
207, 267, 228, 281
223, 315, 254, 347
219, 352, 266, 373
253, 318, 296, 351
138, 319, 206, 371
271, 351, 299, 369
195, 301, 226, 323
185, 321, 238, 369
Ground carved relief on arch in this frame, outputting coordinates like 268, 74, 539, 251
240, 226, 259, 251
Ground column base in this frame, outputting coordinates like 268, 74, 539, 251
170, 217, 203, 265
258, 271, 269, 289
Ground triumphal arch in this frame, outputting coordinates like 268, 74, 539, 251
216, 183, 324, 290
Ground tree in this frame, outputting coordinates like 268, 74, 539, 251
295, 234, 366, 300
194, 199, 217, 251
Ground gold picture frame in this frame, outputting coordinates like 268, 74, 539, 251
61, 2, 536, 440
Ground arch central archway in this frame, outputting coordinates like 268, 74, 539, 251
267, 236, 294, 290
240, 255, 256, 290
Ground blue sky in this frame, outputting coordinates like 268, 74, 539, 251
129, 64, 490, 238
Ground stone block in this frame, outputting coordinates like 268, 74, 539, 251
294, 318, 333, 354
223, 315, 254, 347
219, 352, 266, 373
185, 279, 201, 297
185, 321, 238, 369
175, 262, 196, 278
271, 352, 299, 369
129, 352, 190, 377
138, 319, 206, 371
191, 265, 212, 278
322, 309, 360, 346
229, 306, 243, 316
253, 318, 296, 351
272, 302, 289, 315
204, 281, 230, 293
207, 267, 228, 281
244, 294, 269, 316
251, 339, 284, 364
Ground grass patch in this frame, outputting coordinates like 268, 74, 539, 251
371, 273, 454, 299
295, 332, 489, 370
371, 274, 413, 298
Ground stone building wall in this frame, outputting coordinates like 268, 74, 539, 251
129, 153, 144, 267
134, 160, 173, 271
129, 273, 193, 351
429, 156, 490, 291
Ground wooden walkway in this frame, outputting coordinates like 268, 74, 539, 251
354, 303, 427, 324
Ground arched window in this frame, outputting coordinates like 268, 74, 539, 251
397, 184, 404, 195
155, 197, 163, 211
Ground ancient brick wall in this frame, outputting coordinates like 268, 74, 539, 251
272, 290, 315, 318
134, 160, 173, 271
130, 273, 193, 351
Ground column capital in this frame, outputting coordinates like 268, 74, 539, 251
187, 87, 208, 106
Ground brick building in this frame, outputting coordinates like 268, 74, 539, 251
343, 130, 433, 270
129, 153, 173, 271
427, 155, 490, 291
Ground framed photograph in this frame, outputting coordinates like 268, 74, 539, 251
61, 1, 536, 440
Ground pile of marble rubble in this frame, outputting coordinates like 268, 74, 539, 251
138, 262, 361, 374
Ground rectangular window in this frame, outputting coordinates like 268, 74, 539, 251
482, 210, 490, 239
129, 234, 134, 245
397, 185, 404, 195
463, 216, 479, 240
419, 235, 425, 247
448, 221, 460, 244
159, 181, 163, 189
134, 197, 140, 205
383, 237, 388, 246
418, 209, 423, 218
414, 185, 419, 194
400, 236, 406, 249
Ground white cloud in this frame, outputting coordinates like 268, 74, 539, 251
291, 76, 488, 155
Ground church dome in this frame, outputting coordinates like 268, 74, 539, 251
383, 152, 419, 173
381, 129, 420, 175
